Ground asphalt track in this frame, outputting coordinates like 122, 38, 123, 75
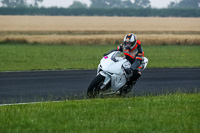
0, 68, 200, 104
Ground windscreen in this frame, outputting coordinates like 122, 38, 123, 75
111, 51, 125, 62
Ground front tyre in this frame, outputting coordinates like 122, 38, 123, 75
87, 74, 105, 98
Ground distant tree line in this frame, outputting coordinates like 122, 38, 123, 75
87, 0, 151, 8
73, 0, 199, 9
0, 0, 199, 17
0, 7, 199, 17
168, 0, 200, 8
0, 0, 43, 7
0, 0, 199, 8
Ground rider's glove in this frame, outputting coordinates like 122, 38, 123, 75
133, 70, 141, 77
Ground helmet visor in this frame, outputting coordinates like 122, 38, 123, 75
125, 42, 132, 49
126, 42, 132, 47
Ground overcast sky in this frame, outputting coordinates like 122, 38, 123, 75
36, 0, 179, 8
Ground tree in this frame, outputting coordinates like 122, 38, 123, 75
121, 0, 133, 8
90, 0, 150, 8
90, 0, 134, 8
1, 0, 28, 7
133, 0, 151, 8
33, 0, 43, 7
90, 0, 118, 8
168, 2, 178, 8
1, 0, 43, 7
68, 1, 88, 8
168, 0, 200, 8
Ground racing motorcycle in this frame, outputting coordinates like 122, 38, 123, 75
87, 51, 148, 98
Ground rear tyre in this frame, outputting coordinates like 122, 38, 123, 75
87, 74, 105, 98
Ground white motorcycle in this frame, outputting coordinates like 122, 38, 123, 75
87, 51, 148, 98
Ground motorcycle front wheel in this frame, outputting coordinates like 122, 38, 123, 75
87, 74, 105, 98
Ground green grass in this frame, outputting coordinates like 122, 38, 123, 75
144, 45, 200, 68
0, 43, 200, 71
0, 93, 199, 133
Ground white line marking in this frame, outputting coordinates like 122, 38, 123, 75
0, 101, 62, 107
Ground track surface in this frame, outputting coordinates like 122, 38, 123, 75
0, 68, 200, 104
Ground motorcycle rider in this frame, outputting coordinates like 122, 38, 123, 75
104, 33, 145, 92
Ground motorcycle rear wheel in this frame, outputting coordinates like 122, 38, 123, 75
87, 74, 105, 98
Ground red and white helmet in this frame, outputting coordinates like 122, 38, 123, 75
123, 33, 137, 49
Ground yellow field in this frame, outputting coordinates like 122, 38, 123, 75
0, 15, 200, 45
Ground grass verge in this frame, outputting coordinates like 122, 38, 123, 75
0, 43, 200, 71
0, 93, 199, 133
